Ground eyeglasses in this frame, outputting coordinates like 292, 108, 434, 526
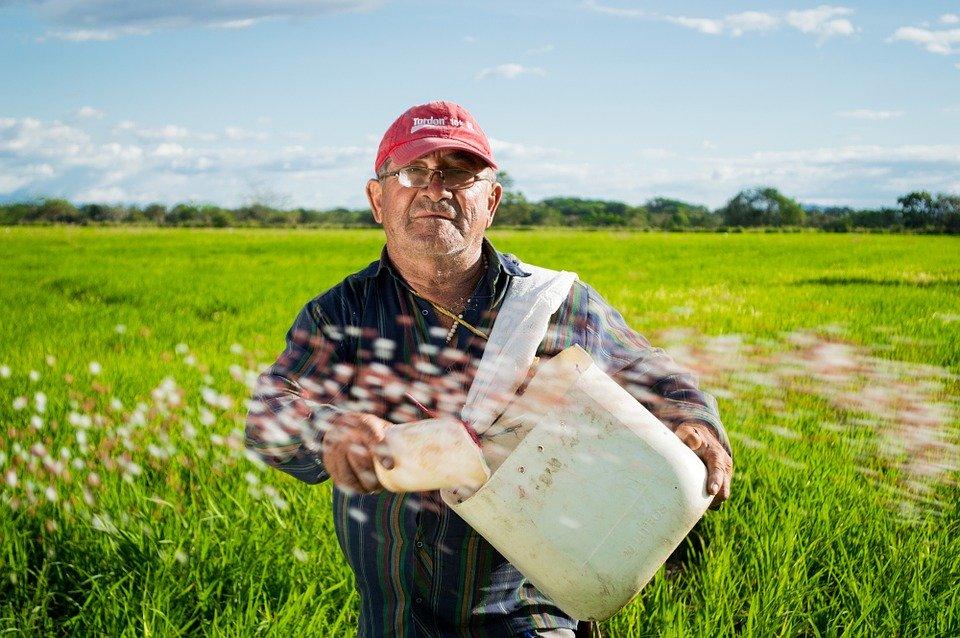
379, 166, 494, 191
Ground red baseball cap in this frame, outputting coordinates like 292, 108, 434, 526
374, 100, 497, 174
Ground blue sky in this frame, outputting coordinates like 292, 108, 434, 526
1, 0, 959, 209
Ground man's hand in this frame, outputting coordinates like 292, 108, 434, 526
674, 422, 732, 509
322, 412, 395, 494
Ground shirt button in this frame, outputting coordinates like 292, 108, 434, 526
421, 309, 428, 315
416, 541, 424, 548
415, 597, 423, 604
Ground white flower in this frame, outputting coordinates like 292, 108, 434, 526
12, 396, 27, 411
115, 324, 127, 334
45, 355, 56, 367
89, 361, 102, 376
0, 365, 9, 378
34, 392, 47, 413
30, 415, 43, 430
28, 370, 40, 382
230, 343, 244, 355
175, 343, 189, 355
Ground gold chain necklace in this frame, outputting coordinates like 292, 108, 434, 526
409, 254, 490, 344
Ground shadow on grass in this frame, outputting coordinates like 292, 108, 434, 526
794, 276, 960, 288
43, 278, 136, 306
663, 517, 709, 580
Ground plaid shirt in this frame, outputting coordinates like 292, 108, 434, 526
245, 238, 730, 637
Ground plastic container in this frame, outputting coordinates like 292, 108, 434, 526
441, 345, 713, 621
373, 417, 490, 493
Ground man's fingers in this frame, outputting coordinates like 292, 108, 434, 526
674, 422, 734, 508
675, 424, 704, 453
327, 452, 364, 494
370, 439, 395, 470
704, 449, 732, 509
346, 443, 380, 493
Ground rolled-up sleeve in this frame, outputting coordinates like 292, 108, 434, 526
575, 282, 732, 456
245, 300, 347, 484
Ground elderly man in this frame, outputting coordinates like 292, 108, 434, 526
246, 100, 733, 638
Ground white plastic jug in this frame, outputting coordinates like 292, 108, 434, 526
373, 417, 490, 493
441, 345, 714, 621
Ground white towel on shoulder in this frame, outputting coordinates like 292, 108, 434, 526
461, 262, 577, 436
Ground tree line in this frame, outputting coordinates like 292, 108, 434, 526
2, 172, 958, 233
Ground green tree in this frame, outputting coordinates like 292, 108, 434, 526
718, 187, 805, 227
934, 193, 960, 233
37, 198, 80, 223
897, 191, 935, 229
493, 171, 538, 226
645, 197, 711, 229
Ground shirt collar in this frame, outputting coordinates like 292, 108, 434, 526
358, 237, 531, 281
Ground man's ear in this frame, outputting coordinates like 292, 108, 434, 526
366, 178, 384, 225
485, 180, 503, 229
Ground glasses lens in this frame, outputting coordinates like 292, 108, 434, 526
398, 166, 431, 188
397, 167, 478, 189
441, 169, 476, 189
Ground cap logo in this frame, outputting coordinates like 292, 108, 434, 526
410, 116, 475, 134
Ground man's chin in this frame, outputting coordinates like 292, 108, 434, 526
404, 232, 465, 256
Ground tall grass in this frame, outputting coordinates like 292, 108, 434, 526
1, 227, 958, 636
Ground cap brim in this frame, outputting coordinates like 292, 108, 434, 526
387, 137, 498, 171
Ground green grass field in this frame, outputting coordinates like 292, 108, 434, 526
1, 227, 959, 636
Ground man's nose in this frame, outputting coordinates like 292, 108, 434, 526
423, 171, 452, 201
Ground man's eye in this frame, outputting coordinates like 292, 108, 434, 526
405, 167, 431, 178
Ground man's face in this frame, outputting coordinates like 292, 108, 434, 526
365, 149, 503, 258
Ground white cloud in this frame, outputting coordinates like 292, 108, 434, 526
658, 5, 856, 41
501, 143, 960, 209
602, 5, 853, 41
636, 147, 676, 160
0, 115, 374, 207
153, 143, 185, 158
941, 14, 960, 25
224, 126, 268, 142
4, 115, 958, 210
667, 16, 724, 36
786, 6, 856, 40
74, 185, 128, 201
134, 125, 190, 140
488, 138, 569, 160
475, 63, 546, 80
113, 120, 136, 132
27, 0, 386, 41
838, 109, 904, 121
725, 11, 780, 37
75, 106, 105, 119
582, 1, 645, 19
889, 25, 960, 55
524, 43, 556, 55
211, 19, 258, 30
666, 11, 778, 37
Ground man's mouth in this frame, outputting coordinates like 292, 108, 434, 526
412, 211, 454, 221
